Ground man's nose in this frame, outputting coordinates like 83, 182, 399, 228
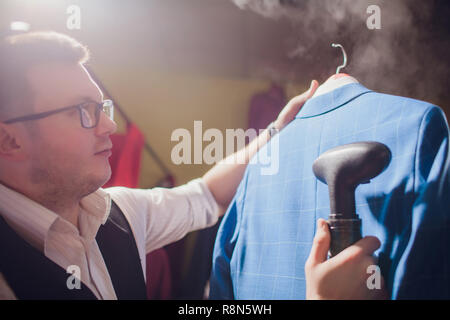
95, 111, 117, 136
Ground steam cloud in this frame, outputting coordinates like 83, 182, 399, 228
232, 0, 450, 107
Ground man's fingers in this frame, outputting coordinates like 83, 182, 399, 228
306, 79, 319, 99
332, 236, 382, 265
306, 218, 331, 268
289, 80, 319, 106
275, 80, 318, 130
353, 236, 381, 256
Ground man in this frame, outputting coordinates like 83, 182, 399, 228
0, 31, 320, 299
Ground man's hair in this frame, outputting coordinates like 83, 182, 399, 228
0, 31, 90, 120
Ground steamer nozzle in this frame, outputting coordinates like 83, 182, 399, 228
312, 141, 391, 256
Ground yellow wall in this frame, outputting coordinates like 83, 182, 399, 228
92, 64, 307, 188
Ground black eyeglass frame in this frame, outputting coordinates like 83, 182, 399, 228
3, 99, 114, 129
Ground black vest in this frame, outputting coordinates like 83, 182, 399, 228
0, 201, 147, 300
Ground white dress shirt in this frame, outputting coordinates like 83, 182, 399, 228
0, 178, 219, 300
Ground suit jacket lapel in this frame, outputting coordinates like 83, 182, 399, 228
297, 83, 373, 119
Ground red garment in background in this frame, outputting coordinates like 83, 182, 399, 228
248, 84, 286, 132
103, 124, 145, 188
103, 123, 172, 300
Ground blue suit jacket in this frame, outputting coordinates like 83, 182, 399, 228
210, 83, 450, 299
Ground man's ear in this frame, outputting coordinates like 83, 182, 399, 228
0, 123, 24, 159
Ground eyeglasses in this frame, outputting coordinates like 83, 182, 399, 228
3, 99, 114, 129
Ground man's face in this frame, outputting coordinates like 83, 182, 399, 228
24, 62, 117, 198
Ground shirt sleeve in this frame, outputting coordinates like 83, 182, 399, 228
394, 106, 450, 299
108, 178, 220, 254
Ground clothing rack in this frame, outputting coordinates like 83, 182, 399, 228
85, 66, 175, 188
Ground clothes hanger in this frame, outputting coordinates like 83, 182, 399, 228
332, 43, 347, 75
312, 43, 359, 98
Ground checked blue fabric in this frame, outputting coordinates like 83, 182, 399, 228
210, 83, 450, 300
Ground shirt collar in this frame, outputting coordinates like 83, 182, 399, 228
296, 83, 373, 119
80, 188, 111, 226
0, 183, 111, 252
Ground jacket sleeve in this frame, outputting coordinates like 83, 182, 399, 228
209, 170, 249, 300
395, 106, 450, 299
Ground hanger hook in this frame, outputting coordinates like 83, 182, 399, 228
332, 43, 347, 74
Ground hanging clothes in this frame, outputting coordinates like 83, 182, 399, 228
248, 83, 286, 132
103, 124, 145, 188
